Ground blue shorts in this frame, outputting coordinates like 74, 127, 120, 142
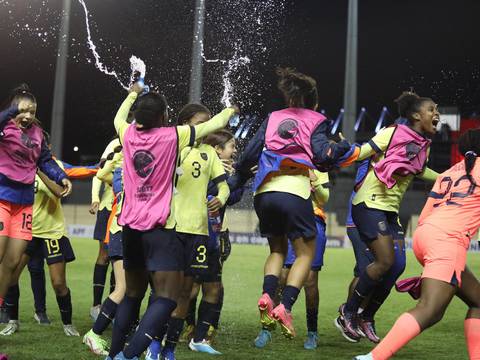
177, 232, 211, 278
347, 226, 374, 277
122, 226, 184, 272
351, 202, 404, 243
108, 231, 123, 260
254, 192, 316, 241
93, 208, 111, 241
26, 236, 75, 265
284, 217, 326, 271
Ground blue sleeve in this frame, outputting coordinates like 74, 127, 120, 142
37, 139, 67, 184
311, 122, 351, 170
230, 119, 268, 190
0, 105, 19, 127
226, 186, 245, 206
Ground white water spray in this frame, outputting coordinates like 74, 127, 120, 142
77, 0, 147, 89
221, 49, 251, 107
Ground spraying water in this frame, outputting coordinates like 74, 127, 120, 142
77, 0, 147, 90
220, 44, 251, 108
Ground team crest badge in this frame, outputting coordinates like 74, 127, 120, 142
377, 221, 387, 233
201, 153, 208, 161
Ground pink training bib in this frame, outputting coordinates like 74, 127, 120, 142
0, 120, 43, 184
119, 124, 179, 231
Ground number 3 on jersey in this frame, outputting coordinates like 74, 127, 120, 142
192, 161, 202, 178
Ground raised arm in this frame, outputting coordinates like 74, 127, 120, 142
114, 92, 138, 142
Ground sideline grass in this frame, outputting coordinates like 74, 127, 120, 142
2, 238, 476, 359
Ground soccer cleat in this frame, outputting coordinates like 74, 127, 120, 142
0, 320, 19, 336
254, 329, 272, 348
34, 312, 51, 325
353, 353, 373, 360
334, 315, 360, 343
160, 347, 176, 360
206, 325, 217, 344
358, 318, 380, 344
179, 324, 195, 343
63, 324, 80, 336
303, 331, 318, 350
271, 304, 295, 339
339, 304, 361, 339
113, 352, 138, 360
146, 339, 162, 360
83, 329, 109, 356
0, 354, 8, 360
257, 293, 276, 331
188, 339, 222, 355
90, 305, 101, 322
0, 308, 9, 324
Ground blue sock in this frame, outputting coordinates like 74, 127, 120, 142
164, 317, 185, 351
28, 254, 46, 313
211, 286, 224, 329
56, 288, 72, 325
193, 301, 216, 342
93, 264, 108, 307
345, 270, 379, 313
93, 297, 118, 335
262, 275, 278, 299
281, 285, 300, 311
109, 296, 142, 358
5, 284, 19, 320
306, 307, 318, 332
123, 297, 177, 358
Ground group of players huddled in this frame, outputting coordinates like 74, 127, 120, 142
1, 67, 480, 360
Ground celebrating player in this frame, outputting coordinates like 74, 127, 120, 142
231, 67, 352, 339
355, 128, 480, 359
90, 137, 121, 320
254, 170, 330, 349
340, 92, 440, 341
106, 85, 238, 360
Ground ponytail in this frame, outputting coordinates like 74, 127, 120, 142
458, 129, 480, 186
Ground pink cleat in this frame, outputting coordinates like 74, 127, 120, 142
358, 318, 381, 343
271, 304, 296, 339
0, 354, 8, 360
258, 293, 276, 331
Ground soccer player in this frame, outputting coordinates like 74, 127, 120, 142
0, 84, 71, 359
106, 85, 238, 360
334, 159, 373, 343
90, 137, 121, 320
180, 129, 245, 345
230, 67, 352, 339
340, 92, 440, 341
254, 170, 330, 349
1, 134, 81, 337
355, 128, 480, 360
147, 104, 230, 360
84, 147, 125, 356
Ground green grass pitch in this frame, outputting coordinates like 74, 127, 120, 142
2, 238, 477, 359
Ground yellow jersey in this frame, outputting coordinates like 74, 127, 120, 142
92, 138, 120, 211
32, 160, 66, 240
353, 127, 436, 213
175, 144, 230, 236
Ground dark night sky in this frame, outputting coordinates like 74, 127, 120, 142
0, 0, 479, 163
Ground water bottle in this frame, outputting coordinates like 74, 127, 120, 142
229, 114, 240, 127
207, 195, 222, 233
137, 77, 150, 95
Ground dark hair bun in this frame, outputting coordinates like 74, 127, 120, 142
394, 91, 420, 118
